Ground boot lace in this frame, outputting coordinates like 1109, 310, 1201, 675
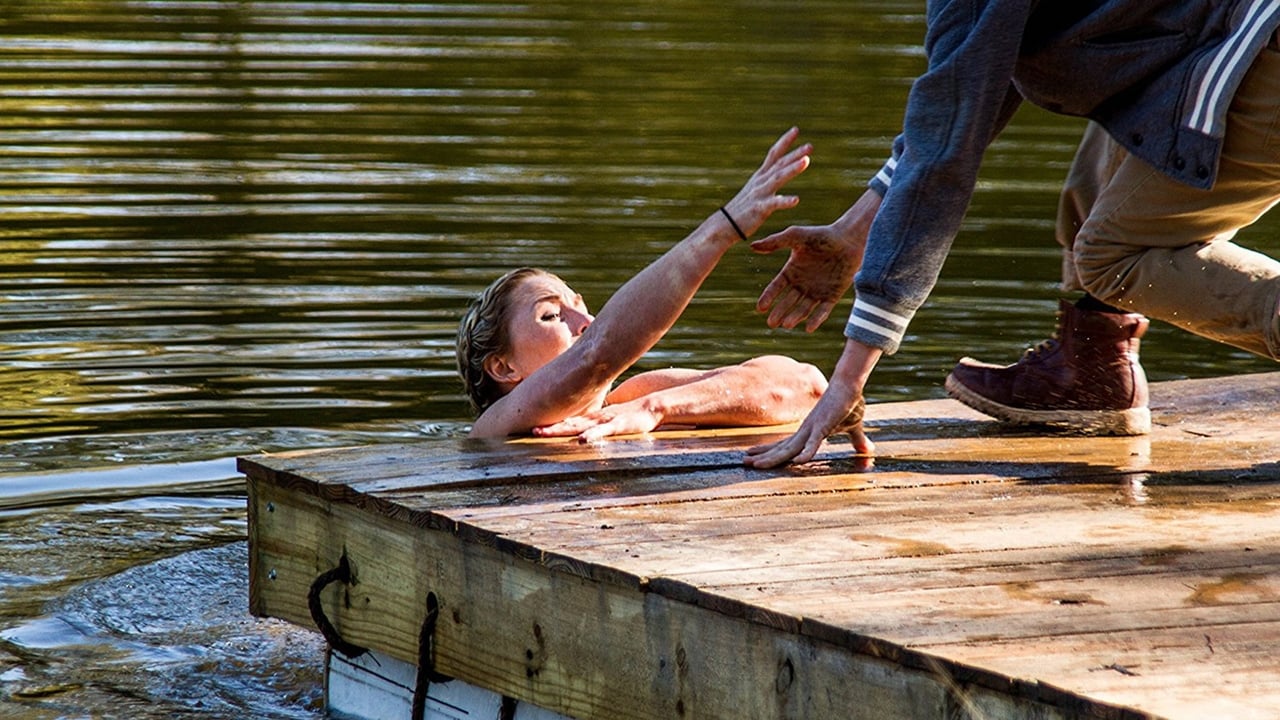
1020, 312, 1062, 360
1021, 338, 1059, 360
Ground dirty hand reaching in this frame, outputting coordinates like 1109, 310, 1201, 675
752, 187, 881, 332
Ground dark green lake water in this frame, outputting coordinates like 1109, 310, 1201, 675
1, 2, 1276, 717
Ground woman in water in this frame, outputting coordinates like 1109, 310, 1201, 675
457, 128, 829, 441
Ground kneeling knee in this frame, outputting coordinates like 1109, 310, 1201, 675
1070, 237, 1140, 307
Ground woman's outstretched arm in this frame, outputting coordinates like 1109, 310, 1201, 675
470, 128, 812, 437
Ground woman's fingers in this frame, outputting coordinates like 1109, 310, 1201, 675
754, 129, 809, 189
764, 126, 801, 165
577, 424, 616, 443
765, 145, 811, 189
534, 410, 609, 436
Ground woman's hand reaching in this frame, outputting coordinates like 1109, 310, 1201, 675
720, 127, 813, 240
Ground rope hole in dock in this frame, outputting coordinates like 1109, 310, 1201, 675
411, 590, 454, 719
498, 695, 519, 720
775, 656, 794, 694
307, 551, 369, 659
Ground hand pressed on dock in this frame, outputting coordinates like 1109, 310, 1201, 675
744, 338, 878, 468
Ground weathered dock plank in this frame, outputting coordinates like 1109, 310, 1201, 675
241, 372, 1280, 720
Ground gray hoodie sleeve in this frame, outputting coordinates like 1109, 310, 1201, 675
848, 0, 1031, 354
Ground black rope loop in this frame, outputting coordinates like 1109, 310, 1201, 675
411, 591, 454, 718
307, 552, 368, 659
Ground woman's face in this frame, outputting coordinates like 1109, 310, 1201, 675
498, 273, 593, 382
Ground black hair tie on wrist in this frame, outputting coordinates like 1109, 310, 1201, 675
719, 206, 748, 241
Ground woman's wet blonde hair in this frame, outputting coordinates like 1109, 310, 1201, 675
456, 267, 558, 415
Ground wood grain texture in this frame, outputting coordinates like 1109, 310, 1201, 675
241, 372, 1280, 720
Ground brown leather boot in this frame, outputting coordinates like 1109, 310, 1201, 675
944, 299, 1151, 435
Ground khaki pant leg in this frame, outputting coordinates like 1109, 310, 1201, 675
1057, 122, 1127, 293
1065, 47, 1280, 360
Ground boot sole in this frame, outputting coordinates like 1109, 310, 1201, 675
944, 373, 1151, 436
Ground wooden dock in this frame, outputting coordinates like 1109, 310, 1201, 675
240, 372, 1280, 720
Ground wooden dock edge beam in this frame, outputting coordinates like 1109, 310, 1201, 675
243, 460, 1152, 720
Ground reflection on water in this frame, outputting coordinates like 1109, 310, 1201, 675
2, 0, 1274, 468
0, 1, 1276, 717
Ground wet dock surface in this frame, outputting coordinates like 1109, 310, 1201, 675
241, 372, 1280, 719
